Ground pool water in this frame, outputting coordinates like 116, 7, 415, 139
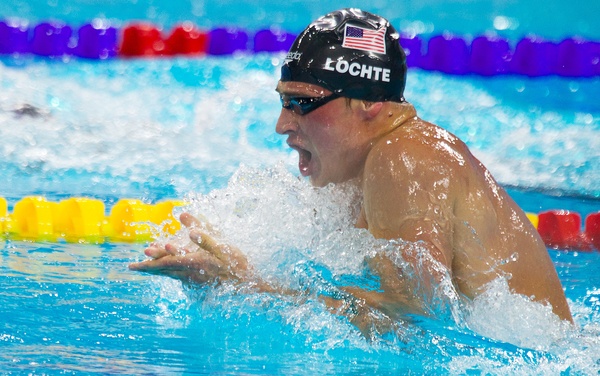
1, 171, 599, 374
1, 0, 600, 374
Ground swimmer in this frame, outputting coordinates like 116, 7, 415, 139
10, 103, 49, 119
130, 8, 573, 331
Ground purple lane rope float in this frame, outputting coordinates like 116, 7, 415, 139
0, 19, 599, 77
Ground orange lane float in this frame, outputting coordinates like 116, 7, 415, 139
1, 196, 599, 249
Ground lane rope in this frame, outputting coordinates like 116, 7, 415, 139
1, 196, 599, 250
1, 19, 599, 77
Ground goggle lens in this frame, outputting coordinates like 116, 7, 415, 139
280, 93, 340, 115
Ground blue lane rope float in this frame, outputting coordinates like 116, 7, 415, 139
0, 18, 599, 77
1, 196, 599, 250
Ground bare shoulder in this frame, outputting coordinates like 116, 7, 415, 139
362, 117, 466, 237
366, 118, 472, 182
362, 117, 458, 264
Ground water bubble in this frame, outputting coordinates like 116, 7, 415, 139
568, 81, 580, 93
493, 16, 512, 31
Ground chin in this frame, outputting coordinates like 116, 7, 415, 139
308, 177, 320, 187
309, 176, 326, 187
310, 174, 338, 188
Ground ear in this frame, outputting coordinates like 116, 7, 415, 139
360, 100, 384, 120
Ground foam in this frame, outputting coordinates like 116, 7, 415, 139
1, 56, 598, 199
148, 164, 599, 373
0, 57, 288, 198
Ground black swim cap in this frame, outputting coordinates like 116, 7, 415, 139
281, 8, 407, 103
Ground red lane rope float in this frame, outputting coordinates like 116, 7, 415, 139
1, 196, 599, 249
1, 18, 599, 77
535, 210, 600, 251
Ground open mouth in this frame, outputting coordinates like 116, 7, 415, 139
292, 145, 312, 176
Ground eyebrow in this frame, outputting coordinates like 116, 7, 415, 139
275, 85, 305, 96
276, 91, 312, 97
275, 86, 325, 97
276, 90, 311, 98
277, 80, 326, 94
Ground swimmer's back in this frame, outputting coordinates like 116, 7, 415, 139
378, 118, 573, 321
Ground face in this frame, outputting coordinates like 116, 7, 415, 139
275, 81, 371, 187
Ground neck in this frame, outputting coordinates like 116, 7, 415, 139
374, 101, 417, 139
345, 102, 417, 188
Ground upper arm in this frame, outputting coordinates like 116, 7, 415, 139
362, 136, 457, 269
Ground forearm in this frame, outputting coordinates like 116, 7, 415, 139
343, 286, 423, 316
320, 289, 408, 339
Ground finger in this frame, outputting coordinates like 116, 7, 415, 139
145, 244, 169, 259
128, 253, 221, 284
145, 242, 191, 258
129, 259, 157, 271
180, 212, 216, 233
129, 254, 191, 272
164, 243, 182, 256
165, 241, 210, 256
189, 229, 219, 253
130, 262, 212, 284
128, 258, 194, 281
189, 229, 248, 271
180, 212, 202, 229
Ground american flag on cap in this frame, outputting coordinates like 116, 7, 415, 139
342, 24, 387, 54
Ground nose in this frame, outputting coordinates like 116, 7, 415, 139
275, 109, 298, 135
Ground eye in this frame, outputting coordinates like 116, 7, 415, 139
279, 93, 338, 115
280, 94, 292, 108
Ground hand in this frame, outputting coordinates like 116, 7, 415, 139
129, 212, 251, 286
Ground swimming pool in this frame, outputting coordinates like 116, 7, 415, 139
1, 0, 600, 374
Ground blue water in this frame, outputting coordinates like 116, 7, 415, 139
1, 0, 600, 374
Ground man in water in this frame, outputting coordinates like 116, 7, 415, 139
130, 9, 573, 327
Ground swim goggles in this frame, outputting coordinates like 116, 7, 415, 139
279, 92, 340, 115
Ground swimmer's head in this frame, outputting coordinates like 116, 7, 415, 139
281, 8, 407, 103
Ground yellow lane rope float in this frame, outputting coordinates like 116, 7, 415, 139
0, 196, 183, 243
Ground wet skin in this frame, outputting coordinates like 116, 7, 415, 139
130, 81, 573, 328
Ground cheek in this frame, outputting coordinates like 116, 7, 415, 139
307, 124, 339, 152
304, 105, 355, 150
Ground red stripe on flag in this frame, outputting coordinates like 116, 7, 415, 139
342, 26, 386, 54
